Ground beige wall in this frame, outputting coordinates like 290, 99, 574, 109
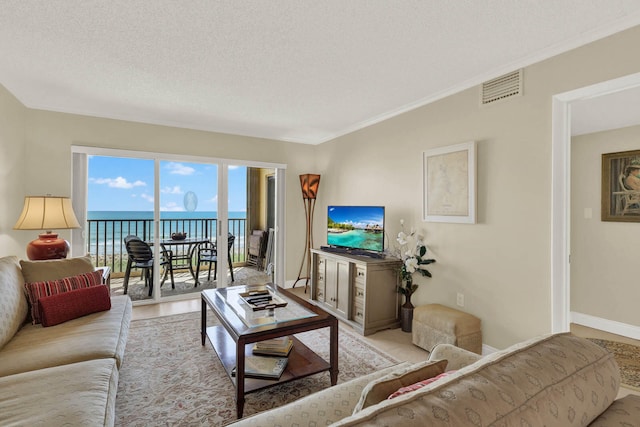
571, 125, 640, 326
1, 25, 639, 349
314, 25, 640, 349
0, 85, 26, 256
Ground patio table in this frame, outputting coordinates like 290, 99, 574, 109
148, 237, 211, 284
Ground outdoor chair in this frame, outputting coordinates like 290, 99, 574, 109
195, 234, 235, 285
123, 235, 174, 296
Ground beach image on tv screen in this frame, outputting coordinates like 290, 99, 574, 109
327, 206, 384, 252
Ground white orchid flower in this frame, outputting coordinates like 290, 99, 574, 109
405, 257, 418, 273
397, 231, 409, 245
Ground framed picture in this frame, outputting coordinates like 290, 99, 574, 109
602, 149, 640, 222
423, 141, 476, 223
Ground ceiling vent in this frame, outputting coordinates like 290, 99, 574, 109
481, 69, 523, 105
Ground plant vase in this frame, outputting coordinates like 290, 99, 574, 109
400, 293, 414, 333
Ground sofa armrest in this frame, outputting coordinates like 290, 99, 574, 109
428, 343, 482, 370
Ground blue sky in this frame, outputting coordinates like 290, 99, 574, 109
88, 156, 247, 212
328, 206, 384, 228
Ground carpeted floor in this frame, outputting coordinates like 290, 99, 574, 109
115, 311, 399, 426
588, 338, 640, 391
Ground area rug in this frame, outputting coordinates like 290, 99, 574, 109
587, 338, 640, 391
115, 311, 399, 426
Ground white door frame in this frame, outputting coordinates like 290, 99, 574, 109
551, 72, 640, 333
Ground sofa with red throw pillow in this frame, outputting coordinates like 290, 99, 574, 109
0, 255, 132, 427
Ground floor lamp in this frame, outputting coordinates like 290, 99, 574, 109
293, 174, 320, 291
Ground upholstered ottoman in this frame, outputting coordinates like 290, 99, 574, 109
412, 304, 482, 354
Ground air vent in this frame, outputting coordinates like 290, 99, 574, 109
481, 69, 523, 105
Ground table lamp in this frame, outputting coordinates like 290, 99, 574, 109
13, 195, 81, 260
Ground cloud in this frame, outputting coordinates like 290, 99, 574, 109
165, 162, 195, 175
91, 176, 146, 189
140, 193, 154, 203
161, 185, 183, 194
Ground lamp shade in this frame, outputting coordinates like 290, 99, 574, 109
299, 174, 321, 200
13, 196, 81, 260
13, 196, 81, 230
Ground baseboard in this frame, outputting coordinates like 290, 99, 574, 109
571, 311, 640, 340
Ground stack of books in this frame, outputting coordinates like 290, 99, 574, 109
231, 355, 288, 379
252, 336, 293, 357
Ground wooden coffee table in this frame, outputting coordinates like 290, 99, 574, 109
201, 284, 338, 418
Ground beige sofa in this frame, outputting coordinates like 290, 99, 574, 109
230, 332, 640, 426
0, 256, 132, 427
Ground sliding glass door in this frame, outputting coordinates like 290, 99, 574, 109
72, 146, 285, 304
158, 160, 219, 298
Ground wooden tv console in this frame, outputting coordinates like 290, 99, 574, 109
309, 249, 403, 336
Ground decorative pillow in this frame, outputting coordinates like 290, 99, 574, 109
352, 359, 448, 413
387, 370, 457, 399
0, 256, 29, 350
20, 255, 94, 283
39, 284, 111, 327
24, 270, 104, 324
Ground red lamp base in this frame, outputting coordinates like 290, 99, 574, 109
26, 232, 70, 260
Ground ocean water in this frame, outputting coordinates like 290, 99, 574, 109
327, 229, 384, 252
87, 211, 246, 255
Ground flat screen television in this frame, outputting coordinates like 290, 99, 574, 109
326, 206, 385, 253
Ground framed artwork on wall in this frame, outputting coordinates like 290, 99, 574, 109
602, 149, 640, 222
423, 141, 476, 223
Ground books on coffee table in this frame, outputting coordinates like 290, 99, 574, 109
231, 355, 288, 379
252, 336, 293, 356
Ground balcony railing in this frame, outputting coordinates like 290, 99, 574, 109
87, 217, 246, 274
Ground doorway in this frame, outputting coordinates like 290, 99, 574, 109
551, 71, 640, 338
71, 146, 287, 304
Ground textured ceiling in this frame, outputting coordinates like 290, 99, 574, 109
2, 1, 640, 144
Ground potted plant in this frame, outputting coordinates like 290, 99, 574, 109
395, 220, 435, 332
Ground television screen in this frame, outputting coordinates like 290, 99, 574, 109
327, 206, 385, 252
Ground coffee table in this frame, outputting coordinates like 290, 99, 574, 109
201, 284, 338, 418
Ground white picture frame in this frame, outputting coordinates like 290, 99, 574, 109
423, 141, 476, 224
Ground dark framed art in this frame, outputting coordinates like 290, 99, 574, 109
602, 149, 640, 222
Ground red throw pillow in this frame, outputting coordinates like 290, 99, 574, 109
387, 371, 457, 400
39, 285, 111, 327
24, 270, 104, 324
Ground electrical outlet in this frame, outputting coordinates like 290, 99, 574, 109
456, 292, 465, 307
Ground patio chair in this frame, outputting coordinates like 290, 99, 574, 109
123, 235, 174, 296
195, 234, 235, 285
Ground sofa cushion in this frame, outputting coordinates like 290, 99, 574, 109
334, 333, 621, 427
40, 284, 112, 327
20, 255, 94, 283
0, 295, 131, 377
228, 362, 411, 427
589, 394, 640, 426
25, 269, 104, 324
0, 358, 118, 427
352, 359, 448, 413
0, 257, 28, 351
